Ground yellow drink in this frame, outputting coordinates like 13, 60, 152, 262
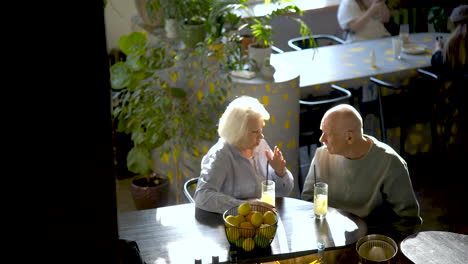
261, 192, 275, 206
261, 180, 275, 206
314, 194, 328, 218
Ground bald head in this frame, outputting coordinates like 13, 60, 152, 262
321, 104, 363, 136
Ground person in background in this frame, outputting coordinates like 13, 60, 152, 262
337, 0, 391, 43
431, 4, 468, 75
194, 96, 294, 214
301, 104, 421, 240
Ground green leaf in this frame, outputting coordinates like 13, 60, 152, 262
127, 147, 152, 174
170, 88, 187, 98
110, 62, 132, 89
119, 32, 147, 56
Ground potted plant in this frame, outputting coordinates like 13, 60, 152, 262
159, 0, 213, 47
110, 31, 233, 207
240, 0, 316, 71
160, 0, 182, 38
134, 0, 164, 28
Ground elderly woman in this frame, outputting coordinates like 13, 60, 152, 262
194, 96, 294, 214
337, 0, 391, 43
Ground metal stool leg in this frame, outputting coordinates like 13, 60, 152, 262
377, 85, 387, 143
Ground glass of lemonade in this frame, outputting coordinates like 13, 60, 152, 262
261, 180, 275, 206
314, 182, 328, 219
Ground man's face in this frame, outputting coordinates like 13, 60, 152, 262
319, 116, 347, 155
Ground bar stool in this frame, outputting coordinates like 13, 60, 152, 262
368, 75, 436, 157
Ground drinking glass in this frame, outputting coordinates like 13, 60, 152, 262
314, 182, 328, 219
392, 37, 402, 59
399, 24, 410, 44
261, 180, 275, 206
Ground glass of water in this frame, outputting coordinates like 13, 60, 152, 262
399, 24, 410, 44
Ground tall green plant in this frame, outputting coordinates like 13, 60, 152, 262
428, 6, 449, 33
110, 32, 232, 202
241, 0, 316, 48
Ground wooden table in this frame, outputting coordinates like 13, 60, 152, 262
400, 231, 468, 264
118, 197, 367, 264
271, 32, 449, 97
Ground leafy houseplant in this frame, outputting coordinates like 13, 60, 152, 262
134, 0, 164, 27
239, 0, 316, 71
428, 6, 450, 33
243, 0, 315, 49
110, 31, 233, 205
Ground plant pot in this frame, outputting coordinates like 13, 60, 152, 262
248, 43, 272, 72
240, 34, 255, 55
131, 173, 169, 210
261, 59, 276, 82
165, 18, 179, 39
181, 23, 206, 49
134, 0, 164, 28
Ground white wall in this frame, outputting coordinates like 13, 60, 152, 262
104, 0, 137, 52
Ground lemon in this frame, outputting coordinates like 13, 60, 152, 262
242, 237, 255, 251
235, 237, 245, 248
250, 211, 264, 227
259, 224, 275, 239
246, 210, 259, 222
254, 234, 270, 248
236, 214, 245, 223
239, 221, 256, 238
226, 227, 240, 241
225, 215, 240, 227
238, 202, 251, 216
263, 211, 276, 225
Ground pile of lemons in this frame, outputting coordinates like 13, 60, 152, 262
224, 202, 277, 252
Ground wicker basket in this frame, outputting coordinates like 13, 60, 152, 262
222, 204, 278, 252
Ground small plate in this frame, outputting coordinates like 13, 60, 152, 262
402, 43, 427, 54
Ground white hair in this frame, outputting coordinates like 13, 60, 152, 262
218, 96, 270, 146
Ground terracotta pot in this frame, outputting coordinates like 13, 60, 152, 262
131, 174, 169, 210
240, 34, 255, 55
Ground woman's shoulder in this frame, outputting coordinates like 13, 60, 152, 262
204, 138, 240, 160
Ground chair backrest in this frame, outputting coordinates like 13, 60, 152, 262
183, 177, 199, 203
288, 34, 345, 51
299, 84, 352, 147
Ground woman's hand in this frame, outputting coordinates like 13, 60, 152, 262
265, 146, 287, 177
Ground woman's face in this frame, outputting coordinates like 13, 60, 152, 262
242, 116, 264, 149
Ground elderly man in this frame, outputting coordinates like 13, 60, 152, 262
301, 104, 421, 239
